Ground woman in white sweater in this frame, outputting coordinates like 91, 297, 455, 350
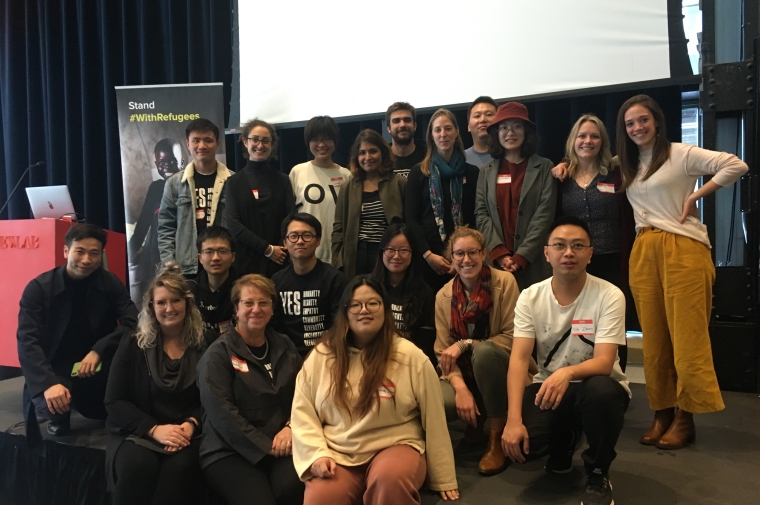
616, 94, 747, 450
291, 276, 459, 504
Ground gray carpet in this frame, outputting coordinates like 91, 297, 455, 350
2, 377, 759, 504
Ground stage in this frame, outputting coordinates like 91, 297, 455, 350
1, 375, 759, 505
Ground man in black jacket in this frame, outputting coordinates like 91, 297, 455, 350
17, 224, 138, 435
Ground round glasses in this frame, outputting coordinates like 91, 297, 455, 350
451, 248, 482, 261
347, 299, 382, 314
383, 247, 411, 258
286, 232, 316, 243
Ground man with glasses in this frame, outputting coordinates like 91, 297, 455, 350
502, 216, 629, 505
158, 118, 232, 279
17, 224, 138, 436
271, 213, 347, 356
193, 226, 239, 335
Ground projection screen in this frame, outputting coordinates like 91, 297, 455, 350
239, 0, 671, 126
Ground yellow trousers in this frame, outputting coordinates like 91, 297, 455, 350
629, 228, 724, 413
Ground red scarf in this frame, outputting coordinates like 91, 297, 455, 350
450, 265, 493, 376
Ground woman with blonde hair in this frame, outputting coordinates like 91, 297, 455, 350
405, 108, 480, 292
198, 274, 304, 505
555, 114, 635, 289
292, 276, 459, 504
435, 226, 536, 476
105, 266, 215, 505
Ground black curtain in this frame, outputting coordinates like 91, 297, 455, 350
1, 0, 684, 232
0, 0, 233, 231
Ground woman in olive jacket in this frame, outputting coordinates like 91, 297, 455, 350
332, 129, 406, 279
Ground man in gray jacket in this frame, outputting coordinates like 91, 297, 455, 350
158, 118, 233, 278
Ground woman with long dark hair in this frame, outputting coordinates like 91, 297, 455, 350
371, 223, 436, 364
332, 129, 406, 277
105, 266, 215, 505
474, 102, 556, 290
405, 109, 480, 292
291, 276, 459, 504
616, 94, 747, 449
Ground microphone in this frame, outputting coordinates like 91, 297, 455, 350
0, 161, 45, 218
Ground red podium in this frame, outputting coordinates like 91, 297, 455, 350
0, 219, 126, 367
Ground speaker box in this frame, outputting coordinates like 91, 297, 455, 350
709, 321, 759, 393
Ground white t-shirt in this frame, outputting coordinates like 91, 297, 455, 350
514, 274, 630, 397
289, 162, 352, 263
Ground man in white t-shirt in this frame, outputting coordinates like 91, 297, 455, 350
502, 216, 629, 505
289, 116, 352, 264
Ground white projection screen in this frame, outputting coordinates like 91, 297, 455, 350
239, 0, 671, 126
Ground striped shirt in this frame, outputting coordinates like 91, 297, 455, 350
358, 190, 387, 242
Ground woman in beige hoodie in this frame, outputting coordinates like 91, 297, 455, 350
291, 276, 459, 504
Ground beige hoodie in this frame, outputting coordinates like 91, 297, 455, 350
291, 336, 457, 492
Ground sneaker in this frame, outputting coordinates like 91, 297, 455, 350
581, 469, 614, 505
544, 429, 582, 474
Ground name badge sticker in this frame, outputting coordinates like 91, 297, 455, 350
331, 176, 344, 188
231, 356, 249, 373
376, 381, 396, 399
463, 176, 467, 184
497, 174, 512, 184
218, 320, 232, 335
597, 183, 615, 194
195, 208, 205, 220
252, 189, 259, 200
571, 319, 594, 336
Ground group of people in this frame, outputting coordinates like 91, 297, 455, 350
16, 94, 747, 505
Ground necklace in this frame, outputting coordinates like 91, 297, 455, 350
248, 338, 269, 361
574, 169, 598, 189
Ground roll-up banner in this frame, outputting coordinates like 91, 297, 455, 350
115, 83, 225, 304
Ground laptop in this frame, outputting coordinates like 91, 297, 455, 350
26, 185, 76, 219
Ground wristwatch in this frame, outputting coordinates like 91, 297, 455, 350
465, 339, 473, 351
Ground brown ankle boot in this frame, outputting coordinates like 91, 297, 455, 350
656, 409, 695, 450
640, 407, 675, 445
478, 429, 508, 475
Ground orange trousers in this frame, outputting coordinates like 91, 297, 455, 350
629, 228, 724, 413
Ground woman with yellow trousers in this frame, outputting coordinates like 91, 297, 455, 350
616, 95, 747, 449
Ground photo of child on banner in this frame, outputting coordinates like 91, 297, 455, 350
115, 83, 226, 303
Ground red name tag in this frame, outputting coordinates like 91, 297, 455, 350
597, 183, 614, 194
497, 174, 512, 184
231, 356, 249, 372
571, 319, 594, 336
252, 189, 259, 199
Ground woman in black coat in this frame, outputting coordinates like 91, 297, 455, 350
198, 274, 304, 505
404, 108, 479, 293
105, 266, 216, 505
224, 118, 295, 277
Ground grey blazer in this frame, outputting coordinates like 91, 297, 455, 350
332, 172, 406, 278
475, 154, 557, 290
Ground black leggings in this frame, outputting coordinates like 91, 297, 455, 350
112, 439, 203, 505
203, 453, 304, 505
